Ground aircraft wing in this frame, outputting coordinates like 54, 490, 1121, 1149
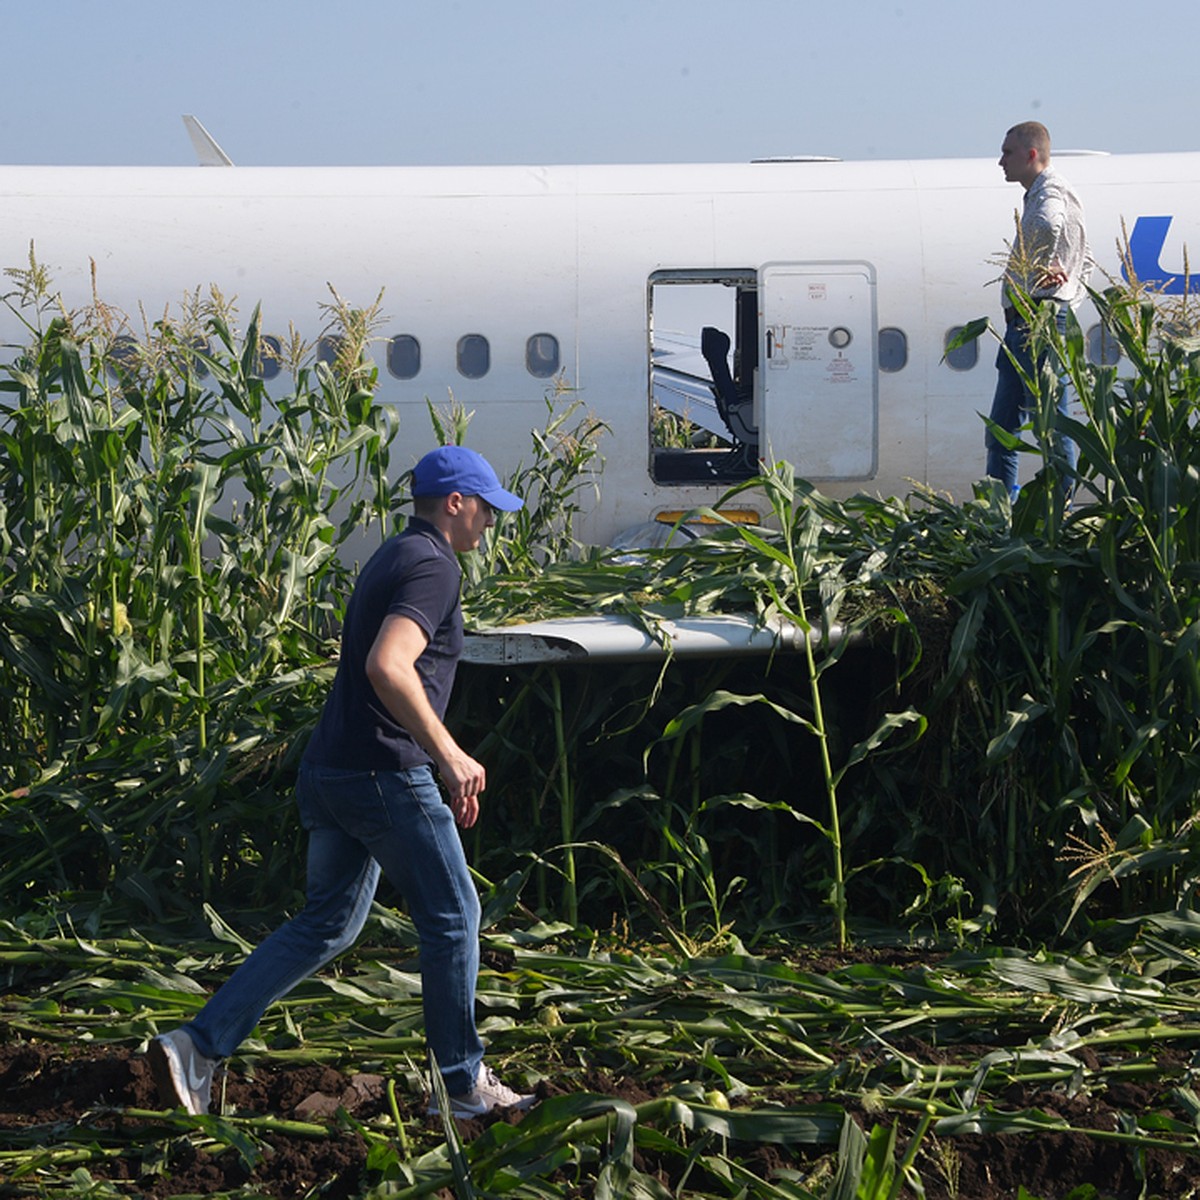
464, 613, 848, 663
651, 331, 724, 437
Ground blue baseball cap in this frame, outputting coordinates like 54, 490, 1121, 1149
411, 445, 523, 512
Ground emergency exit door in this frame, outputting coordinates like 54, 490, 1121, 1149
759, 262, 878, 480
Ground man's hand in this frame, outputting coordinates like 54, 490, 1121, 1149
1038, 263, 1068, 290
438, 747, 485, 828
447, 792, 480, 828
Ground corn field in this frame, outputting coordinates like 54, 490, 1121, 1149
3, 265, 1200, 1196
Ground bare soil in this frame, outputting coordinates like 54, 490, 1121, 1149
0, 1039, 1195, 1198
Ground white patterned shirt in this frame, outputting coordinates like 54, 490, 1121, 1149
1005, 165, 1091, 309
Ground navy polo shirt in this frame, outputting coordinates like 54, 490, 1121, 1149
302, 517, 464, 771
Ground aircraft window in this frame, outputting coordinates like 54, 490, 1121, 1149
105, 334, 140, 379
1086, 323, 1121, 366
526, 333, 560, 378
944, 327, 978, 371
388, 334, 421, 379
457, 334, 490, 379
187, 336, 210, 379
878, 327, 907, 372
255, 334, 283, 381
317, 336, 343, 367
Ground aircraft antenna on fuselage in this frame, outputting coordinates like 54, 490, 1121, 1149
182, 115, 234, 167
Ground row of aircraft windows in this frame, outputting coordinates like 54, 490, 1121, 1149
304, 331, 561, 381
108, 332, 563, 382
882, 324, 1121, 373
112, 323, 1122, 381
313, 324, 1120, 378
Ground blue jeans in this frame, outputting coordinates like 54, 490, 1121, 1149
985, 304, 1078, 494
185, 763, 484, 1095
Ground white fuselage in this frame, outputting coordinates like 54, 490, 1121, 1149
2, 153, 1197, 544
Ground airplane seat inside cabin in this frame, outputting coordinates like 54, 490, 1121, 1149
701, 326, 758, 467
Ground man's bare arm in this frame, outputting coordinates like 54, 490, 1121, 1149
365, 613, 483, 828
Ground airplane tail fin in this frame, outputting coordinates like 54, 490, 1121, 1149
182, 115, 233, 167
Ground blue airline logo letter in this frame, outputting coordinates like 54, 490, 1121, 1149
1125, 216, 1197, 294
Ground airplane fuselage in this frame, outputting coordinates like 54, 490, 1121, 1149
1, 153, 1196, 543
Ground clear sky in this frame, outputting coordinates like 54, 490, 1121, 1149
2, 0, 1196, 168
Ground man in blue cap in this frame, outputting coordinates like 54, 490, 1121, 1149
149, 446, 534, 1120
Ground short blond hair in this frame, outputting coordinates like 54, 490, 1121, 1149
1006, 121, 1051, 161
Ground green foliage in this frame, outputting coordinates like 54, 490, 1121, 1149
6, 256, 1200, 949
923, 282, 1200, 935
651, 401, 723, 451
4, 922, 1200, 1195
471, 384, 608, 582
0, 275, 398, 914
456, 278, 1200, 944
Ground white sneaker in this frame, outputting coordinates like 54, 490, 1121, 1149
148, 1028, 216, 1115
429, 1064, 535, 1118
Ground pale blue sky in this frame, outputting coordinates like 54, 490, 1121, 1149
2, 0, 1195, 166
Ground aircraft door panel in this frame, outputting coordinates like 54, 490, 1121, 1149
759, 263, 878, 480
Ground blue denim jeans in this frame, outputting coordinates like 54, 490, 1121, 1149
985, 304, 1078, 494
185, 763, 484, 1095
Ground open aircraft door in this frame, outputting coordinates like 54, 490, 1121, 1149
758, 262, 878, 480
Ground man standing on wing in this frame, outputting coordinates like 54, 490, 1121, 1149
986, 120, 1091, 496
149, 445, 534, 1120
